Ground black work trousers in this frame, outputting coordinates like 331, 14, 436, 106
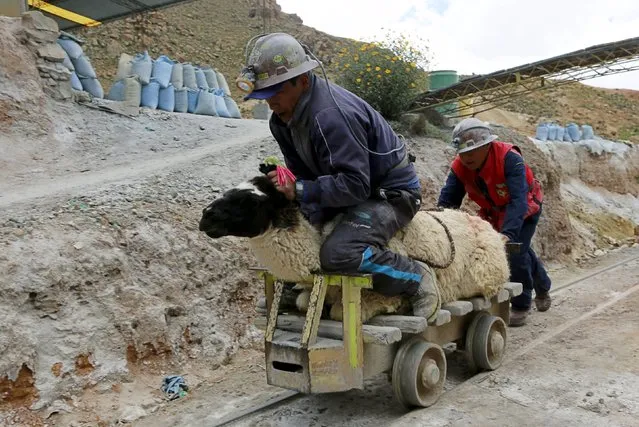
319, 189, 424, 296
509, 208, 553, 311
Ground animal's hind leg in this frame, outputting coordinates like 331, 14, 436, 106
295, 286, 340, 316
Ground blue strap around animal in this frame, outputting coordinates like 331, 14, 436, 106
161, 375, 188, 400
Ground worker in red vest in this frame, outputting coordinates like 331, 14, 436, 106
437, 118, 552, 326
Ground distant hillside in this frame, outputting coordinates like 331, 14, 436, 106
501, 82, 639, 143
68, 0, 349, 103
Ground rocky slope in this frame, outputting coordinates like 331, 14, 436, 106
67, 0, 347, 108
502, 82, 639, 143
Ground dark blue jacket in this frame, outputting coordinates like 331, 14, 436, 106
269, 74, 419, 222
437, 151, 529, 240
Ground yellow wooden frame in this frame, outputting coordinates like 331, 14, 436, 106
261, 270, 372, 371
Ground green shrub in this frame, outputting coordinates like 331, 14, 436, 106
332, 31, 430, 120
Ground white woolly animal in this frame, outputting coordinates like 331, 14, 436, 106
199, 177, 511, 322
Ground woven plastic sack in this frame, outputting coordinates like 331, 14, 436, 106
131, 51, 153, 85
123, 76, 141, 106
115, 53, 133, 80
194, 90, 218, 116
80, 77, 104, 98
62, 52, 75, 72
224, 96, 242, 119
563, 128, 573, 142
70, 71, 83, 91
212, 89, 231, 117
57, 37, 83, 60
141, 78, 161, 109
581, 124, 594, 140
152, 55, 174, 89
107, 80, 125, 101
158, 84, 175, 112
547, 124, 558, 141
566, 123, 580, 141
72, 54, 97, 79
171, 63, 184, 90
555, 126, 565, 142
174, 87, 188, 113
215, 70, 231, 96
182, 63, 197, 90
195, 68, 209, 90
187, 88, 199, 113
535, 123, 548, 141
203, 68, 219, 90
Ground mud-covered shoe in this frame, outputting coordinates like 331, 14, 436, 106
509, 309, 529, 327
411, 262, 441, 323
534, 292, 552, 312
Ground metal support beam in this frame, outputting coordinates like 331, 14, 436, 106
410, 36, 639, 118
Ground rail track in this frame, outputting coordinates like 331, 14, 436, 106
210, 252, 639, 427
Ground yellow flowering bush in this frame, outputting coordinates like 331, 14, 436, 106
332, 31, 430, 119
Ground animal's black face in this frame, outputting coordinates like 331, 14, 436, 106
199, 176, 288, 239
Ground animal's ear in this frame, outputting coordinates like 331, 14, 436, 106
249, 174, 294, 209
251, 175, 276, 194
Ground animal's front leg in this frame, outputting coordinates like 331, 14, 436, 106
295, 289, 311, 312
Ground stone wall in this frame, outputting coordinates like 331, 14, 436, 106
16, 11, 73, 101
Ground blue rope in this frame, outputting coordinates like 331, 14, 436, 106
161, 375, 189, 400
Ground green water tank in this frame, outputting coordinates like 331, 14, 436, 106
428, 70, 459, 90
428, 70, 459, 115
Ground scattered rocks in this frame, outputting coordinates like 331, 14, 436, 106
37, 43, 66, 62
165, 305, 187, 317
44, 400, 74, 419
119, 405, 147, 423
18, 10, 59, 43
14, 11, 74, 101
37, 61, 72, 81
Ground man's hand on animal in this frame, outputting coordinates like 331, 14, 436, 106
267, 170, 296, 200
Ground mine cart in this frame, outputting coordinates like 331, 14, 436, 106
253, 268, 522, 408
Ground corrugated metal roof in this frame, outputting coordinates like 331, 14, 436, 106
33, 0, 192, 30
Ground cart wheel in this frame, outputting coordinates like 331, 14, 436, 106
465, 311, 507, 372
392, 337, 446, 408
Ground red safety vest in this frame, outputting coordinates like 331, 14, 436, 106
451, 141, 543, 231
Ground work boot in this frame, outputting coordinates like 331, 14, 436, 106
509, 309, 529, 327
411, 262, 441, 323
534, 292, 552, 312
